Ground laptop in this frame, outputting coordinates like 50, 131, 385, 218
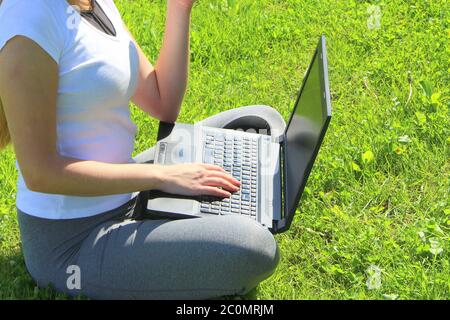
145, 36, 332, 234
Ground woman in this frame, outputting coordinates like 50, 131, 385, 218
0, 0, 285, 299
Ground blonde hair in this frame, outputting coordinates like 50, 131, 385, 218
0, 99, 11, 150
0, 0, 7, 150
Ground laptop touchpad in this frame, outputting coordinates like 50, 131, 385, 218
147, 195, 197, 216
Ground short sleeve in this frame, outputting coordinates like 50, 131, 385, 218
0, 0, 65, 63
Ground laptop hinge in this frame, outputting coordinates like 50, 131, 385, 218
271, 133, 288, 234
273, 219, 286, 233
273, 133, 286, 145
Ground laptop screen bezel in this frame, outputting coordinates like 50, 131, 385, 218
279, 35, 332, 232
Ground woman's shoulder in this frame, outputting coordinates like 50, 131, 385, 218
0, 0, 69, 63
0, 0, 68, 25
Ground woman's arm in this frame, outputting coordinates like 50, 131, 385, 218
0, 35, 239, 198
129, 0, 194, 123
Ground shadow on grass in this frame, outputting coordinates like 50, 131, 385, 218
0, 249, 73, 300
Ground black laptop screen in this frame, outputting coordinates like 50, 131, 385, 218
284, 48, 330, 218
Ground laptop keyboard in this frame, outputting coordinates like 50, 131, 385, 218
200, 132, 258, 218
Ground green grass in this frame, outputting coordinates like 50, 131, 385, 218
0, 0, 449, 299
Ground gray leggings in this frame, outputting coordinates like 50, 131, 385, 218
17, 105, 286, 300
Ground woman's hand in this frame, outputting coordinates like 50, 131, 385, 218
158, 163, 240, 198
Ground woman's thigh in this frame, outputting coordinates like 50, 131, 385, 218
198, 105, 286, 136
68, 215, 279, 299
133, 146, 156, 164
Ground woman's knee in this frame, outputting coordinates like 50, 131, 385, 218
241, 105, 284, 121
218, 215, 280, 286
226, 105, 286, 136
241, 217, 280, 276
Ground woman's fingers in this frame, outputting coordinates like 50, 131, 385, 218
160, 163, 241, 198
201, 163, 227, 172
199, 164, 240, 186
208, 170, 240, 187
199, 186, 232, 198
202, 177, 239, 192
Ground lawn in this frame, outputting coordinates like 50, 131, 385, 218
0, 0, 449, 299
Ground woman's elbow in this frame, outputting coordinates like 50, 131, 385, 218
22, 168, 57, 194
147, 103, 180, 123
157, 112, 179, 124
135, 91, 181, 123
24, 175, 51, 193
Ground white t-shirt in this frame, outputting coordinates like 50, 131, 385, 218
0, 0, 141, 219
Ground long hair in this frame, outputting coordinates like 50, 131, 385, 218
0, 0, 10, 150
0, 100, 10, 150
0, 0, 9, 151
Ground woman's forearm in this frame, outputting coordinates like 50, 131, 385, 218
27, 156, 164, 196
153, 0, 192, 122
